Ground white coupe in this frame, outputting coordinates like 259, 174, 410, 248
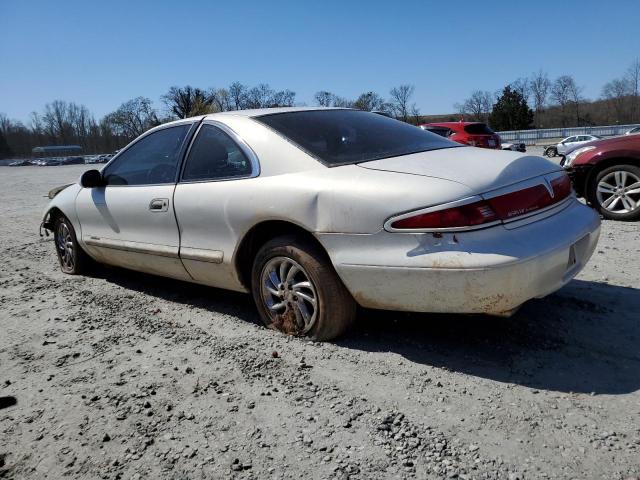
42, 108, 600, 340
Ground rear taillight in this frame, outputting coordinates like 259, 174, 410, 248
391, 200, 498, 229
551, 174, 572, 199
389, 174, 573, 231
486, 175, 572, 219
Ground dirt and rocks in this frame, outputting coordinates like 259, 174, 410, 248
1, 165, 639, 479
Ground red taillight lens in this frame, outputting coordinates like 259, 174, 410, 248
486, 174, 572, 220
551, 174, 572, 199
391, 200, 498, 229
486, 184, 551, 219
390, 174, 573, 230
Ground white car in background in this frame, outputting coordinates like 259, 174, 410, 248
555, 134, 602, 156
625, 126, 640, 135
42, 108, 600, 340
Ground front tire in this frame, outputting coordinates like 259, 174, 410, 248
53, 214, 90, 274
251, 235, 356, 341
588, 164, 640, 221
545, 147, 557, 158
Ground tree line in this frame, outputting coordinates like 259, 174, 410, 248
0, 81, 420, 159
455, 59, 640, 131
1, 60, 639, 159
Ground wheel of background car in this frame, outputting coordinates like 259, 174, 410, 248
251, 235, 356, 341
545, 147, 557, 157
53, 214, 91, 274
588, 164, 640, 221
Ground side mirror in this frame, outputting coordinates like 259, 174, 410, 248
80, 169, 105, 188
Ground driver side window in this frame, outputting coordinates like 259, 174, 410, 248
103, 125, 190, 185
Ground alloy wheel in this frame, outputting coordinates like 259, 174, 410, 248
56, 221, 75, 272
260, 256, 318, 334
596, 170, 640, 214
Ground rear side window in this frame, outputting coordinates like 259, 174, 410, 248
463, 123, 494, 135
256, 109, 459, 166
182, 124, 253, 181
423, 127, 452, 138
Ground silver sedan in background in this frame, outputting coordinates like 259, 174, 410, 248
43, 108, 600, 340
556, 134, 602, 155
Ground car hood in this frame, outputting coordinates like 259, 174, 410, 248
356, 146, 561, 193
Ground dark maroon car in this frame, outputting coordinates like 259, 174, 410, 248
562, 134, 640, 220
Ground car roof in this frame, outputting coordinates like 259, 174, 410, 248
212, 106, 349, 118
155, 107, 354, 130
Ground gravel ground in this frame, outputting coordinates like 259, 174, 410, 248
1, 164, 639, 480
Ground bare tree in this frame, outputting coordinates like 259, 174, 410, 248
105, 97, 158, 139
315, 91, 334, 107
567, 77, 584, 125
162, 86, 216, 118
211, 88, 232, 112
389, 85, 415, 122
510, 78, 531, 105
0, 113, 10, 136
332, 96, 353, 108
626, 58, 640, 121
409, 103, 421, 125
602, 78, 631, 123
551, 75, 575, 126
352, 91, 386, 111
529, 70, 550, 127
270, 89, 296, 107
456, 90, 493, 122
228, 82, 248, 110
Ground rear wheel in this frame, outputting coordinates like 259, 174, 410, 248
588, 164, 640, 221
53, 214, 91, 274
251, 236, 356, 341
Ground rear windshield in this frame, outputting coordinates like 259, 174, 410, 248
256, 109, 460, 166
464, 123, 494, 135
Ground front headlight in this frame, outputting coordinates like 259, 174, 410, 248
564, 146, 596, 167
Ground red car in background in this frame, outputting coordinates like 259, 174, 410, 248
562, 134, 640, 221
419, 121, 502, 149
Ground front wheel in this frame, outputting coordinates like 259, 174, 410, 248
588, 164, 640, 221
545, 147, 557, 157
53, 214, 91, 274
251, 236, 356, 341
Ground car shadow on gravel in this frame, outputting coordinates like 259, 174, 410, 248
88, 265, 258, 323
340, 279, 640, 395
88, 265, 639, 395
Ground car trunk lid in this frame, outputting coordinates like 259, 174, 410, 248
357, 147, 560, 193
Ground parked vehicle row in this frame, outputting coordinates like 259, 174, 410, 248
42, 108, 600, 341
8, 154, 113, 167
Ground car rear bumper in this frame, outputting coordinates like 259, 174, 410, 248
318, 199, 600, 314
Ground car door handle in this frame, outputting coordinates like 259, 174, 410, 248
149, 198, 169, 212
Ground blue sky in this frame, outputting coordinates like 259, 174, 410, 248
1, 0, 639, 123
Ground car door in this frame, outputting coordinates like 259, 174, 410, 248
558, 136, 577, 154
76, 122, 196, 280
173, 121, 260, 291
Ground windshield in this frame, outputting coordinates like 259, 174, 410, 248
256, 109, 460, 166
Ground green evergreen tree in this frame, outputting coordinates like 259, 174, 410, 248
489, 86, 534, 130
